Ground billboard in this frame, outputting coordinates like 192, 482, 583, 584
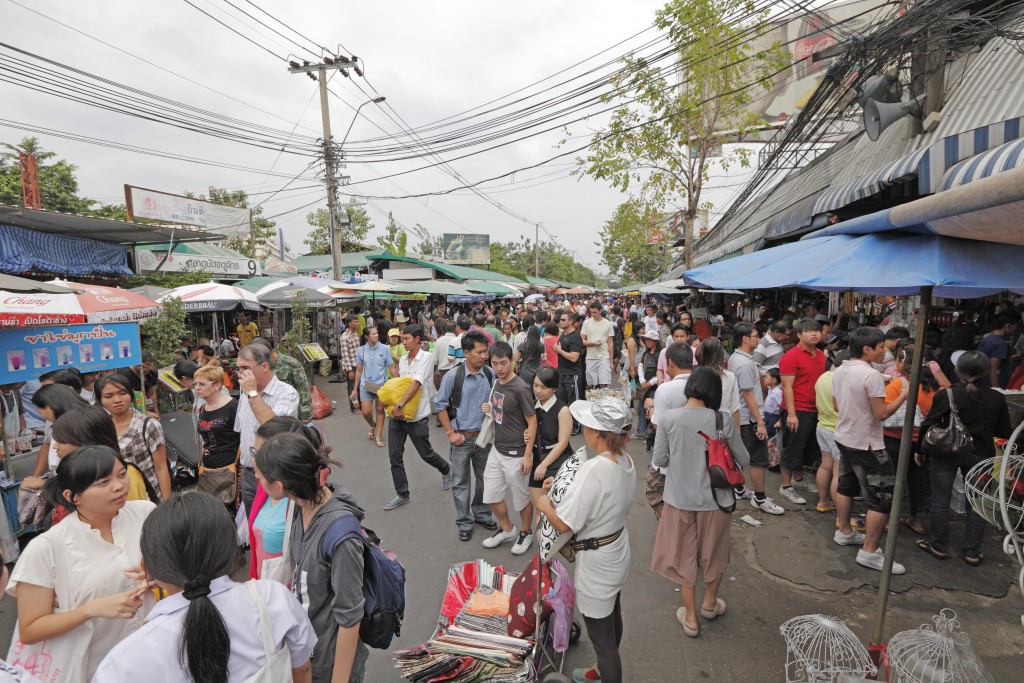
136, 249, 260, 278
124, 185, 251, 237
0, 323, 141, 384
441, 233, 491, 265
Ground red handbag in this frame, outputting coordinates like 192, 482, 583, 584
698, 411, 745, 513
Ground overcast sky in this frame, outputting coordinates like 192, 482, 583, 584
3, 0, 762, 271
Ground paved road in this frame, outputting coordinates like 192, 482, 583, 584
1, 377, 1020, 681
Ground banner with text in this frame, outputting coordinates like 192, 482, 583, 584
0, 323, 142, 384
125, 185, 251, 236
136, 249, 261, 278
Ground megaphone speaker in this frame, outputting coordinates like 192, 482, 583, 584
864, 94, 926, 141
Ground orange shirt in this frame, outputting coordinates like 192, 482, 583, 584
882, 378, 934, 439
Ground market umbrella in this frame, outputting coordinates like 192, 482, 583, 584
255, 281, 336, 309
0, 279, 159, 325
0, 274, 76, 293
158, 281, 262, 312
388, 280, 474, 296
46, 279, 161, 323
524, 293, 545, 304
128, 285, 170, 301
685, 229, 1024, 648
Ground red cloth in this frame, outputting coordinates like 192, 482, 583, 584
778, 345, 825, 413
247, 481, 269, 580
543, 336, 559, 367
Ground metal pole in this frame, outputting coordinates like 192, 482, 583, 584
316, 66, 343, 282
871, 285, 932, 644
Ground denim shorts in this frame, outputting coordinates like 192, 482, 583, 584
836, 441, 895, 513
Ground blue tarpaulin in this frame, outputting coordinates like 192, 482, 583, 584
0, 225, 131, 276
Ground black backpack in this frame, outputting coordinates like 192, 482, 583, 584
446, 364, 494, 430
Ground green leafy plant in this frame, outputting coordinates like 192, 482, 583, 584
140, 297, 188, 368
277, 290, 310, 359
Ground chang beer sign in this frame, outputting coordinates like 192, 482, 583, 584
124, 185, 251, 236
136, 249, 261, 278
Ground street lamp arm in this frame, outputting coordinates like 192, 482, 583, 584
340, 97, 386, 147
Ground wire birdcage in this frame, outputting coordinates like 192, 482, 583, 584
964, 420, 1024, 627
887, 609, 994, 683
780, 614, 876, 682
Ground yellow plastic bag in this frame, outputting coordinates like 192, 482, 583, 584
377, 377, 421, 420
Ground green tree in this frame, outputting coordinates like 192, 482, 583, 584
123, 267, 211, 290
303, 202, 373, 254
410, 223, 443, 256
573, 0, 787, 269
376, 212, 408, 255
277, 290, 310, 359
598, 199, 671, 284
183, 187, 274, 258
488, 237, 598, 286
140, 297, 189, 368
0, 137, 95, 213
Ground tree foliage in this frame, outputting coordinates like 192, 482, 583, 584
140, 297, 189, 368
489, 237, 597, 286
573, 0, 786, 269
277, 290, 310, 359
376, 212, 408, 255
184, 187, 273, 258
123, 268, 211, 290
303, 202, 373, 255
0, 137, 95, 214
409, 223, 443, 256
599, 199, 671, 284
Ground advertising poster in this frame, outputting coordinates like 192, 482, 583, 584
441, 233, 491, 265
0, 323, 142, 384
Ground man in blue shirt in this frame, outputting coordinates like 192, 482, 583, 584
435, 330, 499, 541
977, 312, 1019, 388
351, 325, 394, 446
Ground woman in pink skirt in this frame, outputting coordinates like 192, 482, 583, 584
650, 367, 749, 637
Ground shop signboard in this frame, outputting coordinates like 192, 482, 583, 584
0, 322, 142, 384
136, 249, 261, 278
441, 233, 491, 265
125, 185, 251, 236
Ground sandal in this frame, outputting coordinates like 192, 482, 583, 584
916, 540, 947, 560
367, 430, 374, 441
900, 516, 926, 536
964, 554, 984, 567
676, 607, 699, 637
375, 437, 385, 448
700, 598, 727, 620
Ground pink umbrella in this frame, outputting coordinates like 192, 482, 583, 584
8, 279, 161, 325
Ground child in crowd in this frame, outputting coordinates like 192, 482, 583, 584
763, 368, 783, 468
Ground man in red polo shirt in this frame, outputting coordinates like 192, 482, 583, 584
777, 318, 824, 505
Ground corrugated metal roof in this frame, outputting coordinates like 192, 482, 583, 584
697, 12, 1024, 261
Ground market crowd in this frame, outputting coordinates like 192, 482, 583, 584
0, 293, 1017, 683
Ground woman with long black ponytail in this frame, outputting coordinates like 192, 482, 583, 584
94, 491, 315, 682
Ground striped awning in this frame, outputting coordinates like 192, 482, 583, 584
938, 137, 1024, 192
919, 116, 1024, 193
812, 147, 929, 217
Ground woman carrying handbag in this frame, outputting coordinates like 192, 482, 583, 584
94, 491, 316, 682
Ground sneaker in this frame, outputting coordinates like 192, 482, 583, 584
836, 515, 867, 533
794, 478, 818, 494
834, 529, 865, 546
734, 486, 754, 501
441, 470, 452, 491
572, 667, 602, 683
510, 531, 533, 555
383, 495, 410, 511
778, 486, 806, 505
857, 548, 906, 574
751, 496, 785, 515
482, 527, 518, 549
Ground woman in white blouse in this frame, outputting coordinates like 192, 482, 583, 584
94, 491, 315, 682
696, 337, 741, 426
7, 446, 155, 683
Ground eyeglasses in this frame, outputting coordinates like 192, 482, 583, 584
193, 381, 216, 389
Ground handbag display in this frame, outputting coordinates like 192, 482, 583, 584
197, 446, 238, 506
881, 378, 924, 428
698, 411, 745, 513
243, 581, 294, 683
260, 499, 294, 585
921, 388, 974, 459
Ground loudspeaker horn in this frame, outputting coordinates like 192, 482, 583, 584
864, 93, 925, 141
856, 70, 902, 107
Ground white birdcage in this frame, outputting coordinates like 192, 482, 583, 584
779, 614, 876, 682
887, 609, 994, 683
964, 421, 1024, 627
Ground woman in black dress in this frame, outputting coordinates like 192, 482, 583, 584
529, 366, 574, 509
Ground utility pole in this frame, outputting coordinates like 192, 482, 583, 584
288, 56, 371, 281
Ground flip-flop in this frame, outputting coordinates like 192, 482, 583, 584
700, 598, 727, 620
375, 437, 385, 448
900, 516, 926, 536
676, 607, 699, 637
964, 554, 984, 567
367, 430, 374, 441
916, 539, 947, 560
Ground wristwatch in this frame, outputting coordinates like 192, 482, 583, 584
396, 403, 405, 412
247, 390, 258, 399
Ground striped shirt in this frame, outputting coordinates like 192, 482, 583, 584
339, 329, 360, 372
234, 375, 300, 467
752, 332, 784, 375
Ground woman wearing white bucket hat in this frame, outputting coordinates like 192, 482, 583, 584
534, 396, 635, 683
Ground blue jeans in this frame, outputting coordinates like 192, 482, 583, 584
449, 434, 495, 531
928, 452, 986, 557
636, 404, 650, 438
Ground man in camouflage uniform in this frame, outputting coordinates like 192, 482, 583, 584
249, 337, 313, 421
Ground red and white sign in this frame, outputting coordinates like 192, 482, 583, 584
0, 282, 160, 328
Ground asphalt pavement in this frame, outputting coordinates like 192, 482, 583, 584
1, 377, 1021, 681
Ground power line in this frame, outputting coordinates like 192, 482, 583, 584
180, 0, 285, 62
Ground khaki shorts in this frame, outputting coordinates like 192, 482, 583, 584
483, 446, 531, 511
645, 466, 666, 513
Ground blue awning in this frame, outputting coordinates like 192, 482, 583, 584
938, 137, 1024, 191
0, 224, 131, 276
811, 147, 929, 217
918, 116, 1024, 193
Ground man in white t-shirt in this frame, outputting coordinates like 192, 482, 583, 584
832, 326, 909, 574
580, 301, 615, 389
383, 324, 453, 511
